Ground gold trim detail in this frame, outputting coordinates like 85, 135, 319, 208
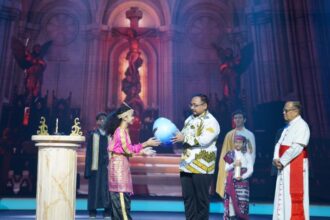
195, 150, 216, 163
185, 164, 200, 173
37, 116, 49, 135
70, 118, 83, 136
120, 128, 132, 155
119, 192, 128, 220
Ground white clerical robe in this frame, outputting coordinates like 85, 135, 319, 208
272, 115, 310, 220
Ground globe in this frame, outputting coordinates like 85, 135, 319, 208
152, 117, 179, 145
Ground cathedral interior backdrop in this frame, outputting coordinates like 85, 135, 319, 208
0, 0, 329, 203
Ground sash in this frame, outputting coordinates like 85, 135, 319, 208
279, 145, 308, 220
216, 129, 236, 197
91, 133, 100, 171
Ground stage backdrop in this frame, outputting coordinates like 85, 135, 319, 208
0, 0, 329, 203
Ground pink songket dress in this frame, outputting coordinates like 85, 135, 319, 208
107, 127, 143, 194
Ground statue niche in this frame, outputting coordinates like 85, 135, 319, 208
112, 7, 157, 142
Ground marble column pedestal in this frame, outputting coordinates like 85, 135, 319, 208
32, 135, 85, 220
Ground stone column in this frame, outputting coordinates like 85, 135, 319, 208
0, 1, 20, 117
81, 26, 109, 129
164, 26, 184, 123
246, 1, 284, 104
309, 0, 330, 136
32, 135, 85, 220
158, 27, 178, 120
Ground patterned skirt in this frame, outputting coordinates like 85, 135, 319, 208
108, 155, 133, 194
223, 169, 249, 220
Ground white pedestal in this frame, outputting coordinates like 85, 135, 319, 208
32, 135, 85, 220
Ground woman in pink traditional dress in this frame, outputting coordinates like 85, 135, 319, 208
104, 103, 160, 220
223, 135, 253, 220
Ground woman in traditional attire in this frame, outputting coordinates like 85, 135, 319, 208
104, 103, 160, 220
223, 135, 253, 220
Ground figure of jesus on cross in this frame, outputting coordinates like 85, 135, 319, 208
112, 7, 156, 117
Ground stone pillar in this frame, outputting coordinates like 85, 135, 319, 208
32, 135, 85, 220
158, 27, 178, 120
310, 0, 330, 136
0, 1, 20, 117
246, 1, 283, 104
165, 26, 184, 123
81, 26, 109, 129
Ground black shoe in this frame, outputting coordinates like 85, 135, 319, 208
89, 209, 97, 218
103, 208, 112, 219
103, 213, 112, 219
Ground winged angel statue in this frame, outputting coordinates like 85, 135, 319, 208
11, 37, 52, 98
213, 42, 254, 98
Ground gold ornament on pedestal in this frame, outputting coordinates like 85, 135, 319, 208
37, 116, 49, 135
70, 118, 83, 136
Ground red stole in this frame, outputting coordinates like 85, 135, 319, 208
279, 145, 308, 220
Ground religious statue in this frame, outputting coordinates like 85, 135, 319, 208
11, 37, 52, 100
120, 28, 144, 117
213, 42, 253, 99
126, 29, 143, 75
112, 7, 156, 118
111, 7, 157, 143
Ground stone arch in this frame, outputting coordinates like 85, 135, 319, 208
26, 1, 90, 25
24, 1, 90, 47
23, 2, 93, 109
173, 0, 233, 28
103, 0, 166, 27
171, 1, 235, 123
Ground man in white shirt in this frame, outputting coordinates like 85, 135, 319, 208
173, 94, 220, 220
272, 101, 310, 220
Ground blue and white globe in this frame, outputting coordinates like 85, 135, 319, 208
153, 117, 179, 145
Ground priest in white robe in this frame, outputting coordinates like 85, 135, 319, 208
272, 101, 310, 220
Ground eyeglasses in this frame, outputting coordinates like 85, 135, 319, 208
189, 103, 205, 109
283, 108, 297, 113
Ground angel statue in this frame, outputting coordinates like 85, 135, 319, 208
11, 37, 52, 99
213, 42, 254, 99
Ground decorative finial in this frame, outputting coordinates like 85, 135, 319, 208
37, 116, 49, 135
70, 118, 83, 136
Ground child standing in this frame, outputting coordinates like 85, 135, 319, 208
84, 112, 112, 218
104, 103, 160, 220
223, 135, 253, 220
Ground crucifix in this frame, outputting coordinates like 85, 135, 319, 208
112, 7, 157, 117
